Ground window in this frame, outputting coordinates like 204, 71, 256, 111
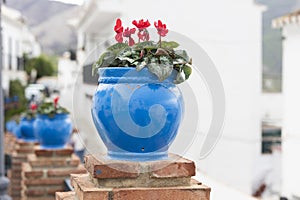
262, 125, 281, 154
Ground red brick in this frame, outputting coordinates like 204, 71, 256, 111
26, 197, 54, 200
46, 186, 66, 195
35, 147, 74, 157
25, 188, 46, 197
29, 158, 78, 168
112, 183, 211, 200
24, 170, 44, 178
84, 154, 139, 179
24, 178, 65, 186
71, 173, 111, 200
55, 191, 76, 200
47, 168, 86, 177
16, 148, 35, 154
150, 158, 195, 178
55, 148, 74, 156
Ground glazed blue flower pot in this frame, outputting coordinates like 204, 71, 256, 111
6, 120, 17, 133
20, 118, 37, 142
12, 124, 22, 139
34, 114, 72, 149
92, 67, 184, 161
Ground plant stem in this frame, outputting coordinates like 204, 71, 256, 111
159, 35, 162, 48
138, 30, 141, 43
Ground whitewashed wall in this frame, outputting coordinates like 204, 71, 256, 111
1, 6, 41, 92
281, 23, 300, 198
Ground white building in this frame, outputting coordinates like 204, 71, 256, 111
58, 0, 288, 198
1, 5, 41, 94
273, 11, 300, 199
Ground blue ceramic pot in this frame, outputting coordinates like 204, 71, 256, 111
34, 114, 72, 149
6, 120, 17, 133
12, 125, 22, 139
92, 67, 184, 161
20, 118, 37, 142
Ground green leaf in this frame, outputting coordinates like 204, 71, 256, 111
161, 41, 179, 49
174, 72, 185, 84
92, 52, 107, 75
183, 64, 192, 80
175, 50, 189, 62
117, 56, 135, 63
136, 61, 147, 71
107, 43, 128, 53
154, 48, 169, 56
148, 62, 173, 81
101, 52, 116, 65
134, 41, 156, 50
118, 47, 133, 57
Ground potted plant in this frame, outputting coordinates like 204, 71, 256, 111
20, 103, 38, 141
91, 19, 192, 161
34, 97, 72, 149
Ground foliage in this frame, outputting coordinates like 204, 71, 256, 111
22, 104, 37, 120
24, 54, 56, 80
5, 80, 27, 121
93, 19, 192, 84
37, 96, 69, 118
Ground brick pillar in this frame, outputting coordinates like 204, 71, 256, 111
4, 132, 16, 155
22, 146, 86, 200
8, 140, 37, 200
4, 132, 16, 182
56, 154, 211, 200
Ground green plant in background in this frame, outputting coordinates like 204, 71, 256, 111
37, 96, 69, 118
24, 54, 56, 81
93, 18, 192, 84
22, 104, 38, 120
5, 80, 27, 121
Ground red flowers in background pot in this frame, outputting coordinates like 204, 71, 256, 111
30, 103, 38, 111
37, 96, 69, 118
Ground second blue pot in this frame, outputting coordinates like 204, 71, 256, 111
34, 114, 72, 149
20, 118, 37, 142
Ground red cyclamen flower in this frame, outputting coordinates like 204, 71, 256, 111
154, 20, 168, 37
115, 33, 123, 43
114, 19, 124, 43
132, 19, 151, 30
30, 103, 37, 111
137, 30, 150, 41
114, 18, 123, 33
123, 27, 136, 46
123, 27, 136, 37
54, 96, 59, 107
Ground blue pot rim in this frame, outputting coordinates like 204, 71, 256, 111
97, 67, 177, 84
20, 117, 36, 122
37, 113, 70, 119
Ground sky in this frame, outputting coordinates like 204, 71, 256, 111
51, 0, 85, 5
